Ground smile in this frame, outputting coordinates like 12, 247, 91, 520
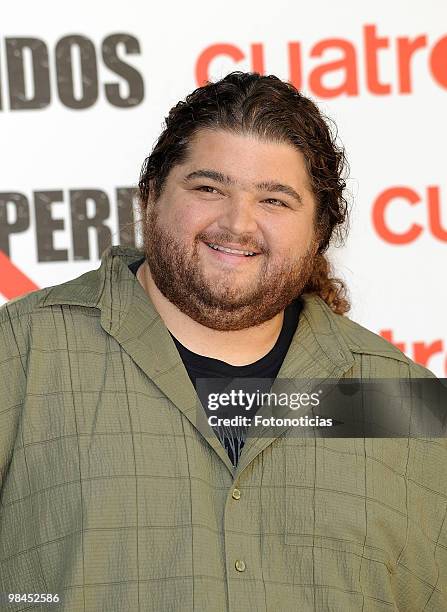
205, 242, 259, 257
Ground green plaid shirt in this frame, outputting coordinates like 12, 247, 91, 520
1, 245, 445, 611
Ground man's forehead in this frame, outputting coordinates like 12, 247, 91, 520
186, 127, 301, 157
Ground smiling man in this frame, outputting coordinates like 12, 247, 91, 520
1, 72, 446, 611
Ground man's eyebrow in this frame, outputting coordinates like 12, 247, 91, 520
183, 169, 303, 204
183, 169, 235, 186
255, 180, 303, 205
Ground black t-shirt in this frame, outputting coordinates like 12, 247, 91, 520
128, 256, 301, 466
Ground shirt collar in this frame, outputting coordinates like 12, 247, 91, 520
36, 244, 140, 312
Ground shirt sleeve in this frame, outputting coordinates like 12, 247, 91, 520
0, 301, 28, 492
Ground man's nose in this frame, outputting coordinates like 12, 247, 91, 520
216, 196, 258, 235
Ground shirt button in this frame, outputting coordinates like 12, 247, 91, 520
232, 488, 241, 500
235, 559, 246, 572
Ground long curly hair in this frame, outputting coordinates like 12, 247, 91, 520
137, 71, 351, 314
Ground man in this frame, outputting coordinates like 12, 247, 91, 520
0, 72, 445, 611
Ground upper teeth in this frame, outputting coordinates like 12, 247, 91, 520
207, 243, 256, 256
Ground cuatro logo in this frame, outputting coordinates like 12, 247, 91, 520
196, 25, 447, 97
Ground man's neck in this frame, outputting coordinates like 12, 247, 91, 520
136, 261, 284, 366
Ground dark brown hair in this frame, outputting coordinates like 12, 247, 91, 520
137, 71, 351, 314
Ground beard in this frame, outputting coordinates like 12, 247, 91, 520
141, 202, 318, 331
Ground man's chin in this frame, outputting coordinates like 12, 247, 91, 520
192, 291, 259, 312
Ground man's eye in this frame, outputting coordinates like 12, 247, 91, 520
263, 198, 287, 207
196, 185, 219, 194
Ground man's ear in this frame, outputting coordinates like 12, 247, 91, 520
314, 220, 330, 255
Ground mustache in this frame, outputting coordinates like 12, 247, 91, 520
196, 232, 266, 254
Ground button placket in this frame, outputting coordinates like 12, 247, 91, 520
224, 474, 265, 611
226, 483, 247, 581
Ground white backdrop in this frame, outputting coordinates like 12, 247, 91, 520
2, 0, 446, 375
